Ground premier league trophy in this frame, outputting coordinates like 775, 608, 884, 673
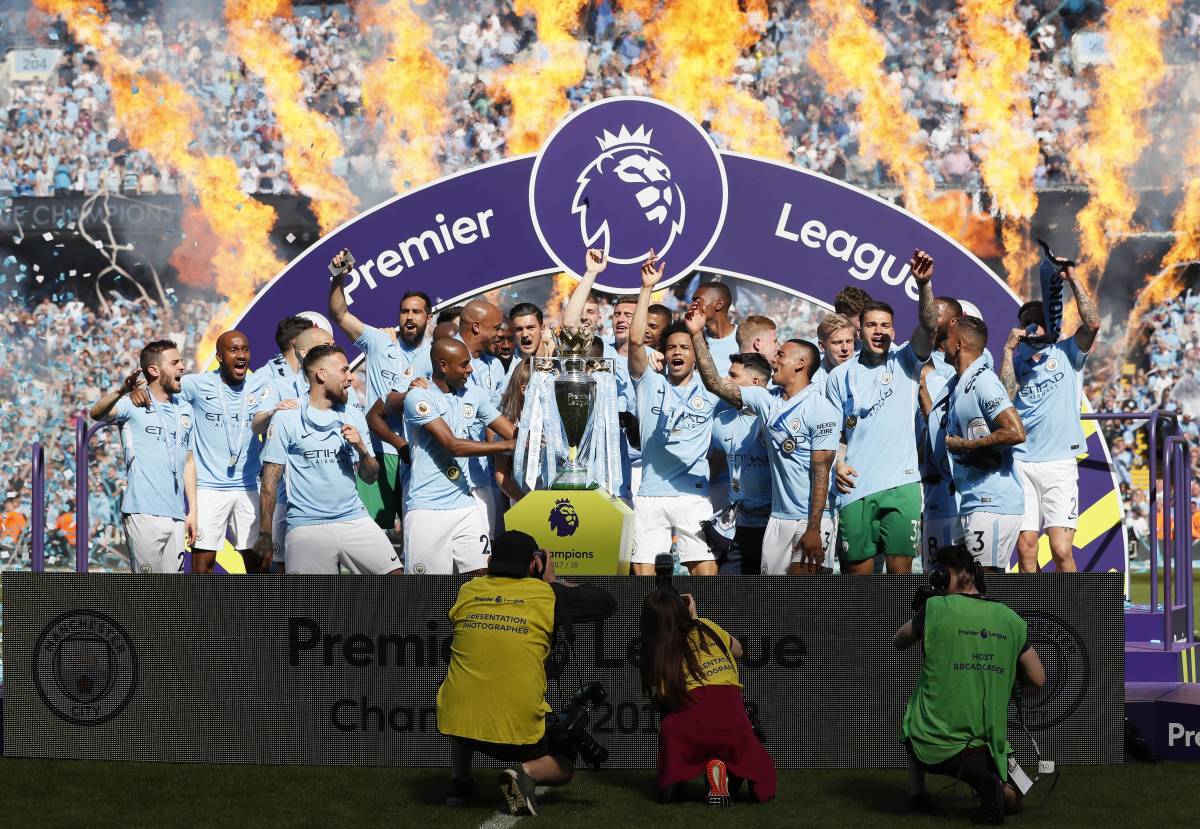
551, 326, 599, 490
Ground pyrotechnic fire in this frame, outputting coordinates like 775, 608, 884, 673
35, 0, 286, 368
635, 0, 789, 160
1070, 0, 1177, 291
546, 272, 575, 327
953, 0, 1039, 292
358, 0, 448, 191
169, 204, 220, 289
226, 0, 357, 235
808, 0, 934, 214
490, 1, 588, 154
1126, 130, 1200, 351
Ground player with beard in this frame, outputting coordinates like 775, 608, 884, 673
403, 338, 517, 574
629, 251, 721, 576
812, 314, 856, 394
999, 263, 1100, 573
942, 317, 1027, 570
383, 298, 508, 534
492, 319, 515, 371
694, 329, 841, 575
251, 323, 335, 571
91, 340, 197, 573
691, 281, 739, 376
826, 250, 938, 574
329, 248, 432, 533
255, 344, 400, 574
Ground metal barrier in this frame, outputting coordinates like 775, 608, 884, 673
29, 441, 45, 571
74, 412, 116, 574
1083, 411, 1195, 651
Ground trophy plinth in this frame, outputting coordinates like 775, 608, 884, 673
550, 327, 599, 491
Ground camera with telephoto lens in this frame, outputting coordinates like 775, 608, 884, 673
654, 553, 675, 593
547, 682, 610, 770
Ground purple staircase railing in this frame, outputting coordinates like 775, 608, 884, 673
29, 441, 45, 572
75, 413, 116, 573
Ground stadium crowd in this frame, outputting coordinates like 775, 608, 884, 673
2, 0, 1199, 198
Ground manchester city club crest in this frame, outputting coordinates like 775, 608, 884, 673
180, 414, 191, 429
1045, 358, 1059, 371
881, 372, 893, 385
33, 610, 138, 726
789, 417, 801, 432
529, 97, 728, 292
462, 403, 476, 420
690, 396, 705, 411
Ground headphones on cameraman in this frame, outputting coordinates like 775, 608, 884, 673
928, 559, 987, 595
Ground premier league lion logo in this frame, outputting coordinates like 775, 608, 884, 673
548, 498, 580, 537
571, 125, 685, 264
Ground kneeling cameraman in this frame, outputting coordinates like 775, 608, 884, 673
895, 544, 1045, 825
436, 530, 616, 816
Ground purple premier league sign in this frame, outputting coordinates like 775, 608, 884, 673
232, 96, 1126, 573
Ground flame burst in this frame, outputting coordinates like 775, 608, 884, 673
358, 0, 448, 191
36, 0, 285, 367
634, 0, 789, 160
1126, 130, 1200, 350
546, 273, 575, 327
226, 0, 356, 234
953, 0, 1039, 292
490, 1, 588, 154
808, 0, 935, 214
1070, 0, 1178, 291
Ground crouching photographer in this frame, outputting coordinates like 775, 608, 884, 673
639, 561, 776, 806
436, 530, 617, 816
895, 544, 1046, 825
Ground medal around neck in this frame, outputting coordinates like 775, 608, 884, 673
551, 326, 599, 490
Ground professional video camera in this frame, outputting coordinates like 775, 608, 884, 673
547, 682, 610, 770
654, 553, 675, 592
911, 552, 989, 612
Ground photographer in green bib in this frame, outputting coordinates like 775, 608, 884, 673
895, 544, 1045, 824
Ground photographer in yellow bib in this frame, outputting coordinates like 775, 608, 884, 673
640, 588, 777, 806
895, 544, 1045, 824
437, 530, 616, 816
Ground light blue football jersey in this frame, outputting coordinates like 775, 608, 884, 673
354, 325, 430, 456
947, 356, 1024, 515
825, 343, 926, 507
108, 394, 195, 519
1012, 338, 1087, 462
403, 383, 501, 511
634, 370, 718, 497
180, 372, 272, 490
741, 384, 840, 521
711, 402, 772, 527
920, 370, 960, 520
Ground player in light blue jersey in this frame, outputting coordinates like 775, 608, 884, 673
696, 332, 840, 575
175, 331, 273, 573
91, 339, 197, 574
505, 302, 546, 390
918, 363, 962, 570
825, 250, 939, 574
708, 353, 775, 574
402, 338, 517, 574
252, 323, 333, 571
256, 344, 400, 575
628, 252, 720, 575
1000, 262, 1100, 572
813, 313, 856, 395
378, 298, 508, 534
692, 281, 740, 376
329, 247, 432, 532
942, 317, 1028, 570
735, 315, 779, 368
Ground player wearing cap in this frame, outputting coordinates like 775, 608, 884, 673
825, 250, 938, 574
942, 317, 1027, 570
254, 344, 400, 575
999, 264, 1100, 573
708, 353, 775, 574
628, 252, 721, 576
90, 339, 197, 574
694, 330, 840, 575
329, 248, 432, 533
400, 338, 518, 574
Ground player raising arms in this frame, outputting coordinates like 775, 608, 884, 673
91, 340, 197, 574
402, 338, 517, 575
329, 248, 432, 534
628, 251, 721, 576
825, 251, 939, 575
255, 344, 400, 575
